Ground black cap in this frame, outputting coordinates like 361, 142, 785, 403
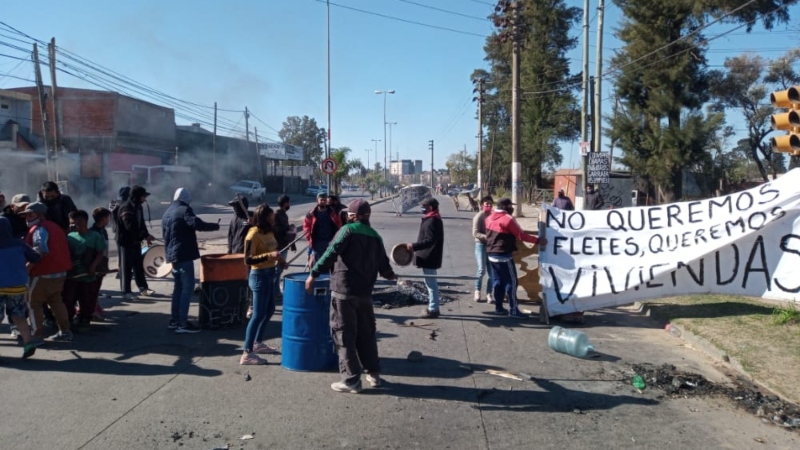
131, 185, 151, 198
347, 199, 371, 216
497, 198, 515, 208
228, 196, 249, 208
421, 197, 439, 209
317, 191, 328, 199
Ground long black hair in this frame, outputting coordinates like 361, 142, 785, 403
252, 204, 274, 234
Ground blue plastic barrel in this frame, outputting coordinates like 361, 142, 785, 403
281, 273, 337, 371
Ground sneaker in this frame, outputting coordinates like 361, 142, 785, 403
365, 373, 382, 387
489, 308, 509, 316
47, 331, 74, 342
487, 293, 494, 304
239, 352, 267, 365
175, 322, 201, 334
246, 305, 253, 319
140, 288, 156, 296
508, 309, 529, 319
419, 309, 440, 319
253, 342, 280, 355
330, 380, 362, 394
10, 328, 20, 338
473, 290, 481, 302
22, 342, 38, 359
123, 292, 139, 301
167, 320, 179, 329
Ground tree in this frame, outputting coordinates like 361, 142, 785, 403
445, 150, 476, 185
708, 50, 800, 181
278, 116, 326, 165
478, 0, 581, 192
608, 0, 794, 203
329, 147, 362, 194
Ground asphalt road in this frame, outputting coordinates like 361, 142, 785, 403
0, 194, 797, 449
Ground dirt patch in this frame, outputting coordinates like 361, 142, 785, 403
644, 294, 800, 403
630, 363, 800, 431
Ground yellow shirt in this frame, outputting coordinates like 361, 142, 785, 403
245, 228, 279, 270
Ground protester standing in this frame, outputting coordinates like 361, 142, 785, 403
273, 195, 297, 300
162, 188, 220, 334
404, 197, 444, 318
0, 194, 30, 239
327, 194, 348, 225
584, 185, 605, 210
38, 181, 78, 233
553, 188, 575, 211
305, 199, 397, 393
485, 198, 545, 318
0, 217, 43, 358
89, 207, 111, 320
302, 192, 342, 265
21, 202, 73, 341
472, 195, 494, 303
116, 185, 155, 299
240, 204, 283, 365
62, 210, 106, 331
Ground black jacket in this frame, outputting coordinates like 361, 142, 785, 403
115, 199, 149, 247
311, 221, 395, 297
227, 210, 251, 254
0, 206, 28, 239
38, 192, 77, 232
585, 191, 604, 210
412, 213, 444, 269
162, 200, 219, 263
273, 208, 291, 249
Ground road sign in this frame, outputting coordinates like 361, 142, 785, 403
321, 158, 338, 175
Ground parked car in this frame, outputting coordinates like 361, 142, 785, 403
305, 185, 329, 196
230, 180, 266, 202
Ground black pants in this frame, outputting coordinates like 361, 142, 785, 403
330, 293, 380, 384
119, 245, 149, 294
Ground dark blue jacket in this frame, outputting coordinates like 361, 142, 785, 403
0, 217, 41, 288
161, 194, 219, 263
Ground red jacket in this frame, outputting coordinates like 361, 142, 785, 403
303, 206, 342, 249
25, 219, 72, 277
485, 210, 539, 255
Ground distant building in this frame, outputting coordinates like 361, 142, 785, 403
414, 160, 423, 175
390, 159, 416, 176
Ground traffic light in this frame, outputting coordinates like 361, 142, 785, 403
770, 86, 800, 155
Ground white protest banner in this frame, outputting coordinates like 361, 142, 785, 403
539, 169, 800, 316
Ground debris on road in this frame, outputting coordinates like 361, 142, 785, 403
484, 369, 524, 381
373, 281, 453, 309
244, 371, 251, 382
240, 434, 254, 440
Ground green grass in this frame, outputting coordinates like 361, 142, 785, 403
772, 303, 800, 326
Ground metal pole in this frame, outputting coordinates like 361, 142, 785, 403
594, 0, 605, 155
383, 92, 388, 182
213, 101, 217, 183
476, 78, 484, 193
327, 0, 332, 195
510, 2, 521, 217
580, 0, 590, 196
372, 139, 381, 172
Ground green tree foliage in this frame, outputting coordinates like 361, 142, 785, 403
445, 150, 477, 185
708, 50, 800, 181
278, 115, 326, 165
329, 147, 363, 194
477, 0, 581, 191
608, 0, 794, 202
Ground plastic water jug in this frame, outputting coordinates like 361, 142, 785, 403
548, 326, 594, 358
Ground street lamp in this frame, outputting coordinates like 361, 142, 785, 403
374, 89, 395, 182
371, 139, 381, 173
387, 121, 397, 177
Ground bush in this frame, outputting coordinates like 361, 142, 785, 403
772, 303, 800, 325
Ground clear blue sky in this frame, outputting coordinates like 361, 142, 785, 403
1, 0, 798, 171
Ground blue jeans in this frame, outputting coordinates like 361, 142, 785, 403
423, 268, 439, 312
170, 260, 195, 326
474, 243, 493, 293
490, 257, 519, 313
244, 267, 277, 352
312, 241, 331, 264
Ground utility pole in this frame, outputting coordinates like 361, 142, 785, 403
32, 43, 51, 179
371, 139, 381, 173
326, 0, 332, 195
429, 140, 435, 188
212, 102, 217, 183
580, 0, 591, 200
473, 77, 486, 193
254, 127, 265, 187
510, 1, 522, 216
388, 121, 397, 178
594, 0, 605, 156
47, 37, 62, 181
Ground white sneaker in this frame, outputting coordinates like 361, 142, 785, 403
366, 373, 382, 387
487, 293, 494, 304
331, 380, 362, 393
473, 290, 481, 302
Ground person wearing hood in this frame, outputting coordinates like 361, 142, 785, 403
0, 216, 43, 358
403, 197, 445, 318
485, 198, 546, 318
38, 181, 78, 233
162, 187, 220, 334
116, 185, 155, 300
227, 195, 251, 255
553, 188, 575, 211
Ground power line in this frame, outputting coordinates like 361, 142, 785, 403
312, 0, 488, 38
393, 0, 489, 22
464, 0, 495, 6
